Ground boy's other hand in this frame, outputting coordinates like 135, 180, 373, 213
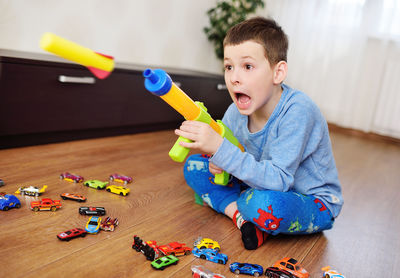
209, 162, 223, 175
174, 121, 223, 154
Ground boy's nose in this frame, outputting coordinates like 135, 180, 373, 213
230, 70, 241, 84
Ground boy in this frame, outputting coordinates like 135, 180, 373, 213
175, 17, 343, 250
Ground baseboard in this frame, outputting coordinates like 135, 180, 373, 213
328, 123, 400, 146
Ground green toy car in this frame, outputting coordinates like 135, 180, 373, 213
83, 180, 108, 189
151, 255, 179, 270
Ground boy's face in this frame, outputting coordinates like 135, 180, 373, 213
224, 40, 281, 117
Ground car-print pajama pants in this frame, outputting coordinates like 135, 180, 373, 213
184, 154, 334, 235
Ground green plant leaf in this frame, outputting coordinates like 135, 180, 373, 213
204, 0, 265, 60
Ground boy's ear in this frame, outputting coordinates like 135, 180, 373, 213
273, 61, 288, 84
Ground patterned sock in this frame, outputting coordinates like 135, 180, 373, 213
233, 210, 268, 250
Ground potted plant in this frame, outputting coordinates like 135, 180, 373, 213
204, 0, 265, 60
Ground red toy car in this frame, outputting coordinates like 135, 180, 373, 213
109, 173, 133, 184
30, 198, 62, 211
60, 172, 84, 183
57, 228, 87, 241
100, 217, 119, 231
158, 241, 192, 256
60, 193, 86, 202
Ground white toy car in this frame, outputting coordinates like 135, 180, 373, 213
322, 266, 346, 278
191, 265, 225, 278
15, 185, 47, 196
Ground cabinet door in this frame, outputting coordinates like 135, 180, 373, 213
0, 62, 180, 136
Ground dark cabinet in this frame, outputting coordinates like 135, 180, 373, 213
0, 50, 231, 149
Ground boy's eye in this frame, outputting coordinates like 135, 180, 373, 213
224, 65, 232, 71
245, 64, 253, 70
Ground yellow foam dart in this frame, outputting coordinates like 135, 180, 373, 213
40, 32, 114, 79
143, 68, 245, 186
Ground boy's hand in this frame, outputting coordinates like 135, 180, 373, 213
209, 162, 223, 175
174, 121, 223, 154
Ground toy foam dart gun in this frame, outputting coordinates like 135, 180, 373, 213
40, 32, 114, 79
143, 68, 245, 185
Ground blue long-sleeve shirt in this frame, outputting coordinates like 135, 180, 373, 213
210, 84, 343, 218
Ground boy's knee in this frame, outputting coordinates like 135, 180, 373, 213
237, 189, 286, 234
183, 154, 213, 192
183, 154, 211, 177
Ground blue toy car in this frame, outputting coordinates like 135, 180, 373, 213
85, 216, 102, 234
230, 262, 264, 276
0, 194, 21, 211
192, 247, 228, 264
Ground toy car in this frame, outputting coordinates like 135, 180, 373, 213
151, 255, 179, 270
194, 237, 221, 251
192, 247, 228, 264
109, 173, 133, 184
321, 266, 346, 278
100, 217, 119, 231
230, 262, 264, 276
79, 206, 106, 216
85, 216, 102, 234
57, 228, 87, 241
60, 193, 86, 202
132, 236, 161, 261
158, 241, 192, 256
191, 265, 226, 278
60, 172, 84, 183
83, 180, 108, 189
15, 185, 47, 196
105, 185, 130, 196
143, 240, 161, 261
265, 267, 295, 278
132, 235, 145, 252
0, 179, 4, 186
30, 198, 62, 211
266, 257, 309, 278
0, 194, 21, 211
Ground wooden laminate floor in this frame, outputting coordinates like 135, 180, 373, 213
0, 129, 399, 277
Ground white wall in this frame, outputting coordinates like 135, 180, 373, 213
2, 0, 399, 138
0, 0, 223, 74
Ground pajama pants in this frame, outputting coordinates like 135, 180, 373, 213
184, 154, 334, 235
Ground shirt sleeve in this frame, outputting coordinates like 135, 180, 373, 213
210, 102, 318, 191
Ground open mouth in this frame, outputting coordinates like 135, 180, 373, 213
235, 92, 251, 109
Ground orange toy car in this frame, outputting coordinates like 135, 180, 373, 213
60, 193, 86, 202
266, 257, 309, 278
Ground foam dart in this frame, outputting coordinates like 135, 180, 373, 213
40, 32, 114, 79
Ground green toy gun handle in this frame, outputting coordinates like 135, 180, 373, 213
169, 136, 191, 163
214, 171, 230, 185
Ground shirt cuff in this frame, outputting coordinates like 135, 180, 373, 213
209, 138, 238, 170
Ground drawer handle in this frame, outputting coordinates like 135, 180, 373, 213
217, 84, 227, 90
58, 75, 96, 84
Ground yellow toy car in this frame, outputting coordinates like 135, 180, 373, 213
106, 185, 130, 196
194, 237, 221, 251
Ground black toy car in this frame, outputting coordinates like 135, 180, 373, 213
265, 267, 296, 278
79, 206, 106, 216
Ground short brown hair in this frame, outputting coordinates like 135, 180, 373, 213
223, 17, 288, 66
